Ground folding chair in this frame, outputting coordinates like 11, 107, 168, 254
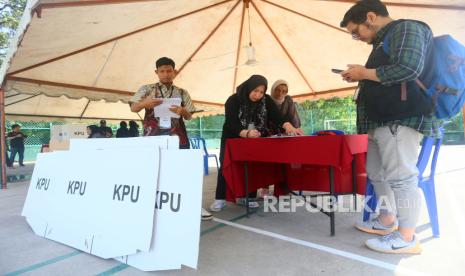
189, 136, 219, 175
363, 134, 443, 237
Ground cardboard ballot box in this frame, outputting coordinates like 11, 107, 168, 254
51, 124, 87, 141
49, 124, 87, 151
22, 136, 203, 271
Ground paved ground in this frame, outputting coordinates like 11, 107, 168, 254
1, 145, 465, 275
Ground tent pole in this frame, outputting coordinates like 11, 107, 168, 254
10, 0, 235, 76
0, 87, 7, 189
176, 0, 240, 75
232, 3, 246, 94
251, 0, 315, 93
462, 106, 465, 140
79, 99, 91, 120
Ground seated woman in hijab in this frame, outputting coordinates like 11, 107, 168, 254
269, 79, 301, 133
210, 75, 304, 212
258, 80, 302, 197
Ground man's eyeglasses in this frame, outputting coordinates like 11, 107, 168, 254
351, 24, 362, 40
350, 22, 367, 40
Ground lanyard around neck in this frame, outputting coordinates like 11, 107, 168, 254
158, 84, 174, 99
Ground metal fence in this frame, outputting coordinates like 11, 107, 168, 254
5, 121, 57, 162
4, 109, 464, 162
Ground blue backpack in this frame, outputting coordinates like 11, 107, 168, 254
383, 21, 465, 119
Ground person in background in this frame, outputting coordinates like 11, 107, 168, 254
7, 124, 27, 168
128, 120, 140, 137
116, 121, 130, 138
104, 130, 113, 138
87, 125, 105, 138
99, 119, 113, 138
210, 75, 304, 212
269, 79, 301, 132
4, 140, 12, 168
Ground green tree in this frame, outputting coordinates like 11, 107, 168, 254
298, 96, 356, 134
1, 0, 27, 66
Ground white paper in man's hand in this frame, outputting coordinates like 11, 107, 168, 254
154, 98, 182, 119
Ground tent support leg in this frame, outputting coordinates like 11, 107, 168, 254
0, 88, 7, 189
462, 106, 465, 140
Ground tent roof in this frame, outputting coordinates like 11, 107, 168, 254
1, 0, 465, 119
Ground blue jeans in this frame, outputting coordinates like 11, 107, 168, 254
10, 147, 25, 166
5, 151, 12, 167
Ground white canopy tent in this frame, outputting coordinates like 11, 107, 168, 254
2, 0, 465, 119
1, 0, 465, 186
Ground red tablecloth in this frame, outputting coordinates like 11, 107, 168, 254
222, 135, 368, 202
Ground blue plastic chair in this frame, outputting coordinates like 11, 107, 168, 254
312, 129, 345, 136
363, 135, 443, 237
189, 136, 219, 175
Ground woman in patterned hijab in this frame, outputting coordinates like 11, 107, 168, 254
269, 79, 301, 134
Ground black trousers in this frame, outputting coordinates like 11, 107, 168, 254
215, 138, 256, 200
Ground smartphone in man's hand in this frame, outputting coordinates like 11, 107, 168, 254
331, 68, 344, 74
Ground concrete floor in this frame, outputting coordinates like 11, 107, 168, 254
1, 145, 465, 276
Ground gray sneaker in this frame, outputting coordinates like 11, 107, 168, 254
355, 218, 398, 236
365, 231, 422, 254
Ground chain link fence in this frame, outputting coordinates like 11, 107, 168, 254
4, 104, 464, 162
4, 121, 133, 162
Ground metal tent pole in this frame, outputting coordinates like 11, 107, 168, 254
0, 88, 7, 189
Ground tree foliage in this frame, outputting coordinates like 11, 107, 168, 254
0, 0, 27, 66
187, 96, 463, 144
298, 96, 356, 134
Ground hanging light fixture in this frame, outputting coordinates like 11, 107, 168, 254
244, 0, 257, 65
245, 43, 257, 65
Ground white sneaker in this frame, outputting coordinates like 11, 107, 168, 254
201, 208, 213, 221
210, 200, 226, 212
236, 198, 259, 208
365, 231, 422, 254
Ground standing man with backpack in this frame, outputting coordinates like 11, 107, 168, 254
340, 0, 441, 254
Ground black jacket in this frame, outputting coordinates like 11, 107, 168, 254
358, 20, 434, 122
8, 131, 27, 148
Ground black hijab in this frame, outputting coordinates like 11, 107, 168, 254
236, 75, 268, 134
